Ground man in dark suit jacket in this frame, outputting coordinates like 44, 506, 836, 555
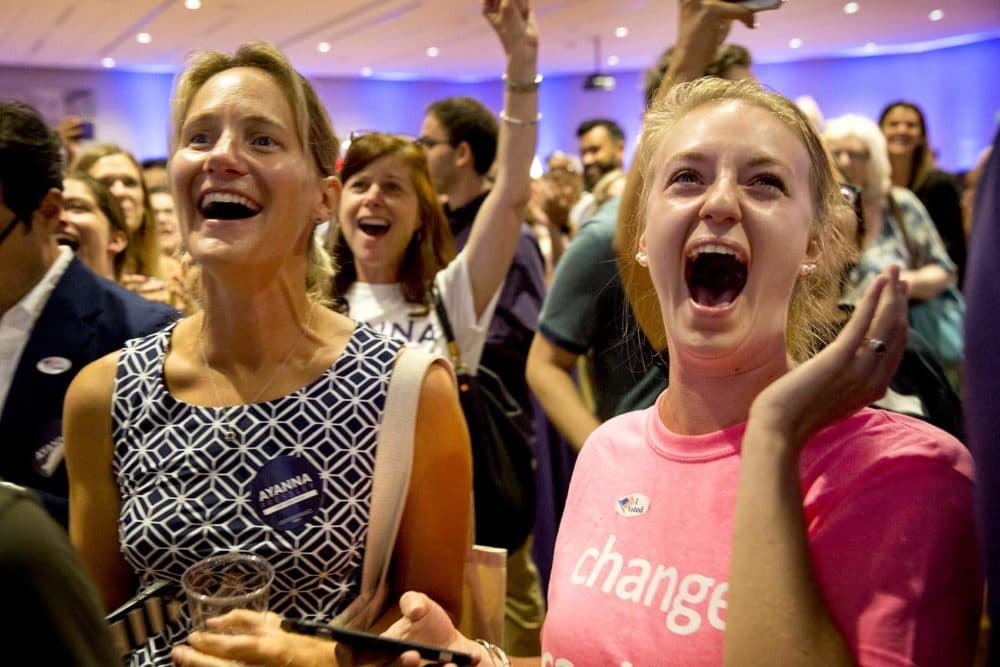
0, 101, 177, 526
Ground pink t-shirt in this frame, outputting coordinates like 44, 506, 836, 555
542, 400, 981, 666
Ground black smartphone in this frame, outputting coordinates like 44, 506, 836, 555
723, 0, 782, 10
281, 618, 474, 665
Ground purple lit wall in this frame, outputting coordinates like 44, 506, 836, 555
0, 66, 174, 163
753, 38, 1000, 171
2, 37, 996, 172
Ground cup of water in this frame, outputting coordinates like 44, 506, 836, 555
181, 553, 275, 630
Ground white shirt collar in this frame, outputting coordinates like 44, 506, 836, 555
0, 247, 75, 412
9, 246, 75, 328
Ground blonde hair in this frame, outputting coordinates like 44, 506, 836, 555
624, 77, 855, 362
170, 42, 338, 305
74, 143, 162, 279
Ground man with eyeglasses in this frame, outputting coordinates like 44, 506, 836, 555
0, 101, 177, 526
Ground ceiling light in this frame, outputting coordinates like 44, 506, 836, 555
789, 38, 802, 49
426, 47, 439, 58
615, 26, 628, 38
184, 0, 201, 8
317, 41, 330, 53
101, 57, 116, 68
136, 32, 152, 44
844, 2, 859, 14
607, 55, 619, 66
928, 9, 944, 21
361, 66, 373, 77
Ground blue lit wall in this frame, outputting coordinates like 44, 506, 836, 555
2, 37, 996, 172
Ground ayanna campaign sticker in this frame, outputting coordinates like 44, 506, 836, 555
251, 456, 323, 531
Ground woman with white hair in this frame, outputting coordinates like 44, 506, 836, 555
824, 114, 961, 376
824, 114, 955, 302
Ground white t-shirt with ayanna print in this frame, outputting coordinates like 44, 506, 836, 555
345, 251, 500, 373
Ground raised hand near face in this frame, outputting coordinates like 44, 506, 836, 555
748, 265, 909, 450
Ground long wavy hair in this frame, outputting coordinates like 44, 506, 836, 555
74, 143, 161, 279
329, 133, 455, 315
878, 101, 936, 192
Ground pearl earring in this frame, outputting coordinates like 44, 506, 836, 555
799, 262, 817, 277
635, 251, 649, 268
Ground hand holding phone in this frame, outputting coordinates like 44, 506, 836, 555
281, 618, 474, 666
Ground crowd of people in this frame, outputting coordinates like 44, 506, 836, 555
1, 0, 997, 665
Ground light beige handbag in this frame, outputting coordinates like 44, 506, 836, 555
334, 346, 506, 645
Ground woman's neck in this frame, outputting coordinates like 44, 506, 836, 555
660, 351, 791, 436
198, 271, 313, 368
889, 153, 912, 188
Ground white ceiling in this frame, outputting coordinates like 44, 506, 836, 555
1, 0, 999, 81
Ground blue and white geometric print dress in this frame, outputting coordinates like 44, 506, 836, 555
111, 321, 402, 666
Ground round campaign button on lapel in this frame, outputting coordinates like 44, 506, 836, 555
36, 356, 73, 375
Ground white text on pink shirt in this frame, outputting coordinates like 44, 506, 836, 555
569, 534, 729, 636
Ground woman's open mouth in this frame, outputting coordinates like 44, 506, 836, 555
684, 243, 749, 308
357, 217, 390, 238
198, 192, 262, 220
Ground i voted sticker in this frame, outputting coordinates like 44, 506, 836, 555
36, 356, 72, 375
615, 493, 650, 517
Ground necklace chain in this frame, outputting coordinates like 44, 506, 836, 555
197, 303, 317, 442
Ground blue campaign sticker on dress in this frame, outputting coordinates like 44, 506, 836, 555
250, 456, 324, 531
615, 493, 650, 517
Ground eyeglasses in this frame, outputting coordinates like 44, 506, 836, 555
348, 129, 420, 145
839, 182, 865, 242
0, 215, 24, 245
839, 182, 861, 207
831, 148, 869, 162
414, 136, 450, 150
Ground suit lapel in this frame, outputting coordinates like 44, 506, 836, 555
1, 259, 102, 437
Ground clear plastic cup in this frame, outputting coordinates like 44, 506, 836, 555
181, 553, 275, 630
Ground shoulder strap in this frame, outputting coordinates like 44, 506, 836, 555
334, 346, 440, 629
431, 284, 466, 371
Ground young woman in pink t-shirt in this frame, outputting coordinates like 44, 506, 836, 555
371, 7, 980, 667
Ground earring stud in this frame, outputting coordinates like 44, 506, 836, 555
799, 262, 817, 277
635, 251, 649, 268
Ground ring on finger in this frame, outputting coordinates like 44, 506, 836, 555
864, 337, 887, 355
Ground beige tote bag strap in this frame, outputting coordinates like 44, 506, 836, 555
333, 346, 441, 629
